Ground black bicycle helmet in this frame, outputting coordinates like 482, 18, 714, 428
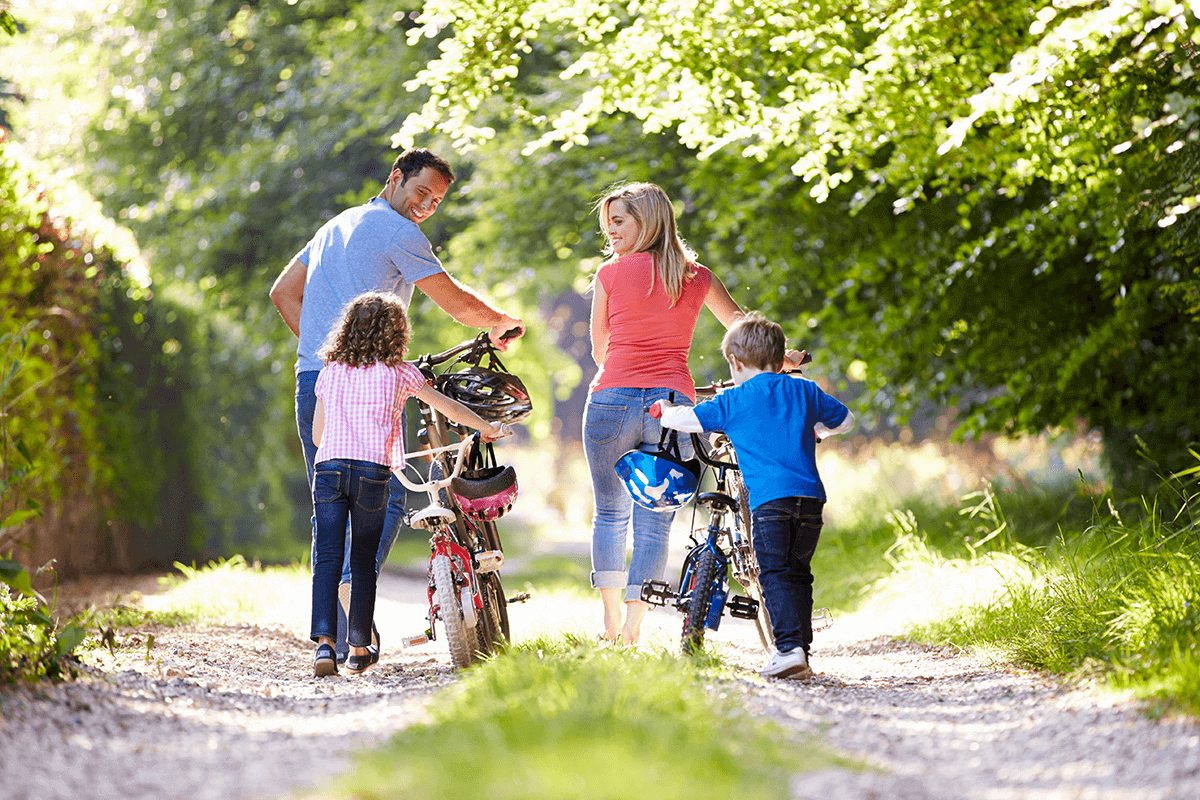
438, 367, 532, 424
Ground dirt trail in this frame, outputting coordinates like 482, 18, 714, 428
2, 569, 1198, 800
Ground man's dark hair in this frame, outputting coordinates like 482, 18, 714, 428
391, 148, 455, 185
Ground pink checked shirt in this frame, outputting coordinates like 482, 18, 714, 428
314, 361, 426, 471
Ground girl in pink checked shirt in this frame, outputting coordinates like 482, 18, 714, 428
310, 292, 507, 677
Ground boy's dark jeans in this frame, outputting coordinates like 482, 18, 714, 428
750, 496, 824, 654
311, 459, 391, 649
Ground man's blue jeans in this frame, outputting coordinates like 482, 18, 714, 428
296, 371, 405, 654
750, 496, 824, 654
583, 387, 693, 602
311, 459, 391, 646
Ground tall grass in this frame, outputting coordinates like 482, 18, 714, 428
338, 637, 848, 800
902, 465, 1200, 715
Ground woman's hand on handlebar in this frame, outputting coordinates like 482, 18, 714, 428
488, 318, 525, 351
783, 348, 809, 372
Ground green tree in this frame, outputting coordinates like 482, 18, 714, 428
396, 0, 1200, 489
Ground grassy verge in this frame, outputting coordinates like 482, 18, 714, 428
337, 637, 849, 800
824, 463, 1200, 716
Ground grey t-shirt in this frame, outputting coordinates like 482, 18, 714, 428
294, 197, 445, 373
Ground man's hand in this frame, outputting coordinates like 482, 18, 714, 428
489, 318, 525, 351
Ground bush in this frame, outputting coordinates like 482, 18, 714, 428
0, 559, 84, 682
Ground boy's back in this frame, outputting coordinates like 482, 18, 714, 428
692, 373, 849, 510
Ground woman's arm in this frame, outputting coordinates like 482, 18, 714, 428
704, 273, 744, 329
590, 280, 610, 366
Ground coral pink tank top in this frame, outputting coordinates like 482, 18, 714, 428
590, 252, 711, 402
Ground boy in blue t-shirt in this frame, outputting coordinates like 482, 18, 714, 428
655, 312, 853, 679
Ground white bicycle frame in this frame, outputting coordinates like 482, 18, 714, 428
392, 436, 475, 532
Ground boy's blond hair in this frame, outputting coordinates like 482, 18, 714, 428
721, 311, 786, 372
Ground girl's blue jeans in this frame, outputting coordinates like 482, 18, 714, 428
583, 387, 693, 602
311, 459, 392, 647
296, 371, 404, 655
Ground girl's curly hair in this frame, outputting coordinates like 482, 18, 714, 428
318, 292, 411, 368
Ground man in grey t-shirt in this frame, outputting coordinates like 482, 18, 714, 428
270, 147, 524, 662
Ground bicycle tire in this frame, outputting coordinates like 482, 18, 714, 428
682, 547, 719, 655
729, 470, 775, 652
432, 553, 477, 669
476, 571, 510, 654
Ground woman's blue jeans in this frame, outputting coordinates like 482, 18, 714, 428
750, 496, 824, 654
311, 459, 391, 647
583, 387, 693, 602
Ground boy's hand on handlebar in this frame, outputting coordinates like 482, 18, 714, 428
488, 318, 525, 351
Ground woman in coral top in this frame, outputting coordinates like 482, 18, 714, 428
585, 182, 745, 644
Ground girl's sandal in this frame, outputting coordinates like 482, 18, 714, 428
345, 645, 380, 675
314, 643, 338, 678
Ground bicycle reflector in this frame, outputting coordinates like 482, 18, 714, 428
614, 419, 700, 512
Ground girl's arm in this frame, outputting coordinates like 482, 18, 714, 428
312, 397, 325, 446
703, 273, 744, 329
590, 280, 610, 366
414, 383, 509, 441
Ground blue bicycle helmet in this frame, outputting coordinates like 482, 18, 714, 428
615, 403, 701, 511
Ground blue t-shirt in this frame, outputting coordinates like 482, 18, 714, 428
294, 197, 445, 373
692, 373, 849, 508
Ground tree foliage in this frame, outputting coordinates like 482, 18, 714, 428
397, 0, 1200, 486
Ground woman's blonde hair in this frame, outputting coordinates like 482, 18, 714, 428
318, 292, 411, 368
595, 182, 697, 305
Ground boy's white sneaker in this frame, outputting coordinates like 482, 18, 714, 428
760, 647, 813, 680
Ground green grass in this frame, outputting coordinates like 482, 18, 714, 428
339, 636, 849, 800
506, 552, 593, 596
827, 464, 1200, 716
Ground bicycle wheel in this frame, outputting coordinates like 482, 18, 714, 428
682, 547, 719, 655
729, 470, 775, 652
432, 553, 478, 669
476, 571, 510, 655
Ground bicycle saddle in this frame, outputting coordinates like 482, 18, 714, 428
408, 505, 456, 531
696, 492, 737, 511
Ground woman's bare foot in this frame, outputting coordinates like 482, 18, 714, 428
600, 588, 623, 641
621, 599, 650, 645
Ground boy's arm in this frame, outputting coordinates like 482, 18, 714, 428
650, 400, 705, 433
815, 410, 855, 440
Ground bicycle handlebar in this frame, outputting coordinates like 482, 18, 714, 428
392, 434, 477, 493
689, 433, 739, 471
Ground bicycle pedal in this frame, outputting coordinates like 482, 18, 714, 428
475, 549, 504, 573
402, 633, 431, 647
640, 579, 677, 606
727, 594, 760, 620
508, 592, 531, 603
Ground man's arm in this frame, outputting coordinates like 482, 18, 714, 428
415, 272, 524, 348
269, 257, 306, 337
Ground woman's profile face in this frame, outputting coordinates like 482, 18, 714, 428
604, 199, 642, 256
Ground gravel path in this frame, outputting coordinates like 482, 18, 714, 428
2, 569, 1198, 800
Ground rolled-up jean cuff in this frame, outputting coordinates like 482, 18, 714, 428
591, 569, 627, 590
